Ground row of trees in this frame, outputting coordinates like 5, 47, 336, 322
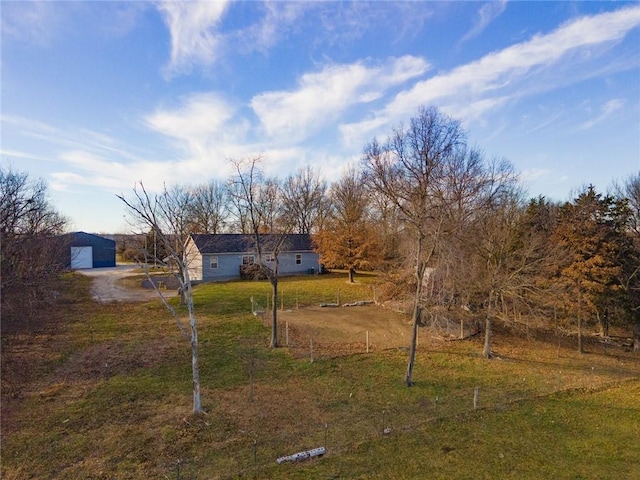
0, 166, 69, 335
3, 105, 637, 409
120, 106, 639, 393
118, 157, 334, 412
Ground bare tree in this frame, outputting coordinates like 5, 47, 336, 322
616, 174, 640, 350
363, 106, 466, 386
281, 166, 328, 235
612, 173, 640, 237
460, 181, 550, 358
188, 180, 229, 234
226, 177, 252, 234
1, 166, 68, 334
117, 182, 203, 414
229, 157, 293, 348
256, 177, 282, 234
369, 188, 403, 270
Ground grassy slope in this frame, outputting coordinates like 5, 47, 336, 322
1, 273, 639, 479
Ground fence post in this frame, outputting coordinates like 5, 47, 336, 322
382, 410, 386, 435
253, 439, 257, 473
366, 330, 369, 353
473, 387, 479, 410
324, 423, 328, 450
310, 338, 314, 363
286, 321, 289, 346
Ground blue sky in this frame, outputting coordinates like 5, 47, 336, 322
1, 1, 639, 234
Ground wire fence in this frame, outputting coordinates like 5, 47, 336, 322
251, 284, 383, 313
167, 312, 638, 480
156, 289, 640, 479
167, 371, 636, 480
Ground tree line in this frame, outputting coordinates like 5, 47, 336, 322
0, 166, 69, 336
117, 106, 639, 388
2, 104, 638, 396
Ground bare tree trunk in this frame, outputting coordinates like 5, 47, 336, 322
405, 302, 421, 386
597, 309, 609, 337
270, 277, 279, 348
184, 272, 202, 414
633, 322, 640, 351
348, 268, 355, 283
483, 316, 492, 359
483, 291, 494, 359
578, 316, 583, 354
191, 317, 201, 413
118, 183, 203, 415
405, 236, 425, 387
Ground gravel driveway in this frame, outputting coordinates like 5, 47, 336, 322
78, 265, 178, 303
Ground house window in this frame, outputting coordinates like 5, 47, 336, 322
210, 256, 218, 270
242, 255, 255, 265
295, 254, 302, 265
265, 253, 275, 263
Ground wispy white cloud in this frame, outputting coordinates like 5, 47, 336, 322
157, 1, 230, 78
0, 1, 61, 46
1, 114, 144, 166
315, 2, 434, 48
459, 0, 507, 44
521, 168, 551, 183
1, 2, 146, 46
156, 2, 434, 77
145, 92, 251, 165
239, 2, 309, 54
51, 147, 229, 194
54, 151, 133, 191
524, 108, 566, 135
1, 114, 186, 192
342, 5, 640, 142
251, 56, 429, 143
578, 98, 626, 130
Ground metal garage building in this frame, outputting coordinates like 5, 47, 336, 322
67, 232, 116, 269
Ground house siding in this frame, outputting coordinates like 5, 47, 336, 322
277, 251, 318, 275
186, 234, 319, 282
185, 237, 203, 282
203, 253, 245, 281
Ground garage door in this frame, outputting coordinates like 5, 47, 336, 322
71, 246, 93, 269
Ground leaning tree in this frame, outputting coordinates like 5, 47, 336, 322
117, 182, 203, 414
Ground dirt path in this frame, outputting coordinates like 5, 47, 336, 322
78, 265, 178, 303
279, 305, 412, 352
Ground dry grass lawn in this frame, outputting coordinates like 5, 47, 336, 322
2, 272, 639, 479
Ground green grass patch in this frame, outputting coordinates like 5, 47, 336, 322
191, 273, 377, 316
2, 273, 639, 479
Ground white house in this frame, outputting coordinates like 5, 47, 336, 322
185, 233, 320, 282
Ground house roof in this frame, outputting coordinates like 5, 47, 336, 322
189, 234, 315, 254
